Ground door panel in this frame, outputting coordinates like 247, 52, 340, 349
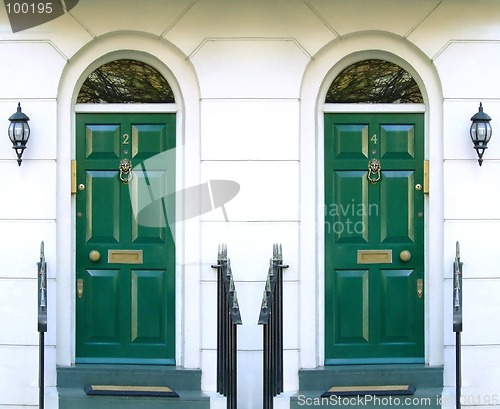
380, 124, 415, 159
325, 113, 424, 364
380, 171, 415, 243
334, 270, 369, 343
85, 124, 121, 159
331, 171, 369, 243
76, 113, 175, 364
84, 269, 121, 342
131, 124, 168, 160
380, 269, 416, 340
131, 269, 167, 343
333, 124, 369, 159
130, 170, 169, 243
86, 171, 120, 243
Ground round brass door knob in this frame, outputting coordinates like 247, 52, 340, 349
89, 250, 101, 262
400, 250, 411, 262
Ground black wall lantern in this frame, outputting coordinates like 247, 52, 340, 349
8, 102, 30, 166
470, 102, 492, 166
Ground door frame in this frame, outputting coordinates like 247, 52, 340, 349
56, 34, 202, 369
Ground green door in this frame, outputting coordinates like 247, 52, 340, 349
325, 113, 424, 364
76, 113, 175, 364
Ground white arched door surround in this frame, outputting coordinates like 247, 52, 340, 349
298, 31, 444, 368
56, 31, 201, 368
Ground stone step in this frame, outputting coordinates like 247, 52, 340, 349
58, 387, 210, 409
290, 387, 443, 408
57, 364, 202, 390
298, 365, 443, 391
57, 365, 210, 409
291, 365, 443, 409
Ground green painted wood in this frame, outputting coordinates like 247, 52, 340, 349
325, 113, 424, 363
76, 113, 175, 364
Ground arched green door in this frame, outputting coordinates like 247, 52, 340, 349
75, 113, 175, 364
325, 113, 424, 364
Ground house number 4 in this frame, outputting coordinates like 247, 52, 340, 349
371, 134, 377, 144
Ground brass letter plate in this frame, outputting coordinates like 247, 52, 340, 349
108, 250, 143, 264
357, 250, 393, 264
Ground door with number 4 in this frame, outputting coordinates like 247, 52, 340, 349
325, 113, 424, 363
75, 113, 175, 364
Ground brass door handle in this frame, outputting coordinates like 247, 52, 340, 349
89, 250, 101, 262
399, 250, 411, 262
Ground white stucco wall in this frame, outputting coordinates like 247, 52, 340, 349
1, 1, 500, 408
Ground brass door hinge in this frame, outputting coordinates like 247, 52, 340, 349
423, 160, 429, 194
417, 279, 423, 299
71, 160, 76, 194
77, 278, 84, 299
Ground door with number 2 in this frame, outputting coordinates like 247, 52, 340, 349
75, 113, 175, 364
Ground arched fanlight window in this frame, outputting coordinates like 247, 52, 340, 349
77, 59, 175, 103
326, 59, 423, 104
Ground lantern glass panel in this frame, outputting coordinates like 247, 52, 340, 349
8, 122, 30, 145
8, 123, 17, 144
470, 122, 492, 144
21, 122, 30, 141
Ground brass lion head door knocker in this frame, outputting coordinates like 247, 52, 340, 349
119, 159, 133, 184
367, 159, 381, 184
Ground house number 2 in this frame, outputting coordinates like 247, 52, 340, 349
122, 134, 130, 145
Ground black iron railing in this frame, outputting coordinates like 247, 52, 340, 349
453, 241, 463, 409
212, 244, 242, 409
37, 241, 47, 409
258, 244, 288, 409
